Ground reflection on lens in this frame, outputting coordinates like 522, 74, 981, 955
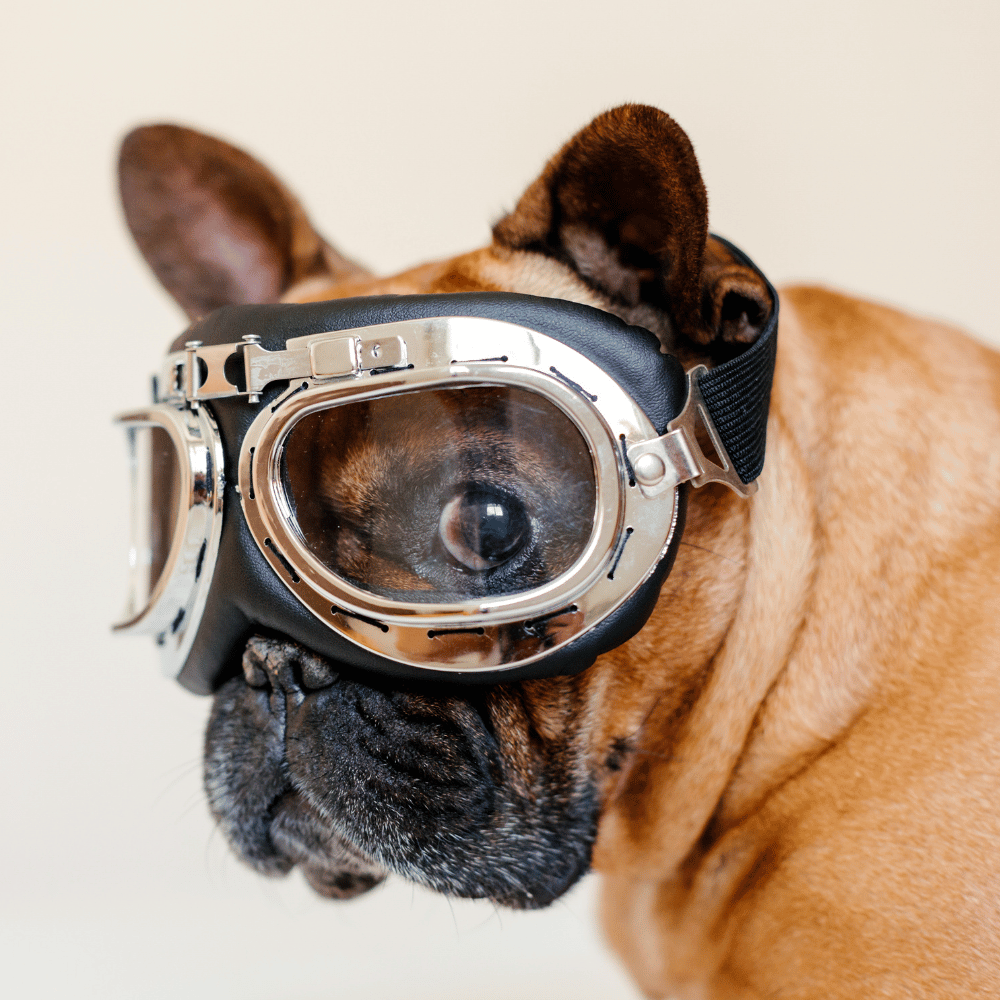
148, 426, 180, 594
123, 423, 182, 617
281, 385, 597, 602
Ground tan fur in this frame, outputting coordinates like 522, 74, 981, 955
281, 264, 1000, 997
121, 108, 1000, 998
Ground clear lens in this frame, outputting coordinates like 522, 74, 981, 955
281, 385, 597, 602
148, 427, 181, 594
124, 424, 181, 615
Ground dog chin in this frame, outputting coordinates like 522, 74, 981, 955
203, 637, 598, 911
268, 792, 387, 900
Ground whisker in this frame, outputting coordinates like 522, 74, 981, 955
204, 820, 222, 881
176, 792, 208, 821
153, 759, 202, 807
445, 894, 460, 940
156, 756, 203, 779
628, 691, 665, 743
678, 539, 739, 567
606, 692, 671, 798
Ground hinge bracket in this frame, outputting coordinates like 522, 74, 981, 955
626, 365, 757, 499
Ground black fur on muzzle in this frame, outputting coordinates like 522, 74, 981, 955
204, 635, 599, 908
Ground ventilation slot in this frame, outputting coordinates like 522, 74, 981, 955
549, 366, 597, 402
331, 605, 389, 633
523, 604, 578, 637
264, 538, 300, 583
427, 627, 486, 639
608, 528, 634, 580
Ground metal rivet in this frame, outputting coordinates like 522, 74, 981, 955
242, 334, 261, 344
184, 339, 203, 350
634, 452, 666, 486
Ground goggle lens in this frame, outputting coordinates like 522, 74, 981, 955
280, 385, 598, 603
147, 426, 181, 595
125, 423, 182, 615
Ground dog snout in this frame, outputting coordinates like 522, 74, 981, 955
242, 635, 338, 702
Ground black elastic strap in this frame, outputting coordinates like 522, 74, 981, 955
697, 236, 780, 485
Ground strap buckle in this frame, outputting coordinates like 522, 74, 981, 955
626, 365, 757, 500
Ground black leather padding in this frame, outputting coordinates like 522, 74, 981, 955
174, 293, 689, 693
176, 293, 688, 434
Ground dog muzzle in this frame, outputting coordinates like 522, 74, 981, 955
114, 241, 778, 693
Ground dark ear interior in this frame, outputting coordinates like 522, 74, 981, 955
119, 124, 367, 319
493, 104, 709, 342
492, 105, 774, 356
696, 236, 775, 356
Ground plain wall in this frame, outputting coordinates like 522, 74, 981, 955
2, 2, 997, 997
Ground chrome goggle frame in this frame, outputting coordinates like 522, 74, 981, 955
113, 403, 224, 677
116, 313, 750, 681
241, 317, 679, 672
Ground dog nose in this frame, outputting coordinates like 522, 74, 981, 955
241, 635, 338, 698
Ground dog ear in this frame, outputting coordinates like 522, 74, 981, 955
119, 124, 368, 319
492, 104, 771, 351
697, 236, 774, 350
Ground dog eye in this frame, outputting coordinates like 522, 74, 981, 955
438, 488, 530, 571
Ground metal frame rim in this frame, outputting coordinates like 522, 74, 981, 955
112, 403, 224, 679
236, 317, 679, 672
249, 368, 618, 625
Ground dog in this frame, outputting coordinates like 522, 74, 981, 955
119, 105, 1000, 998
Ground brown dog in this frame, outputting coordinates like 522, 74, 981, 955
119, 105, 1000, 998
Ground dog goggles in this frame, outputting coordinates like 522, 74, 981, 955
114, 244, 777, 693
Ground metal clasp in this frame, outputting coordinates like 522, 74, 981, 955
626, 364, 757, 499
169, 331, 409, 407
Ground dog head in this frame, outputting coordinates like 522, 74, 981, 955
119, 105, 773, 907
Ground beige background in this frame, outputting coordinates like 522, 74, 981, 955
2, 1, 997, 998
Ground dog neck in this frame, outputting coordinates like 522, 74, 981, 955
593, 292, 828, 877
595, 281, 1000, 991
